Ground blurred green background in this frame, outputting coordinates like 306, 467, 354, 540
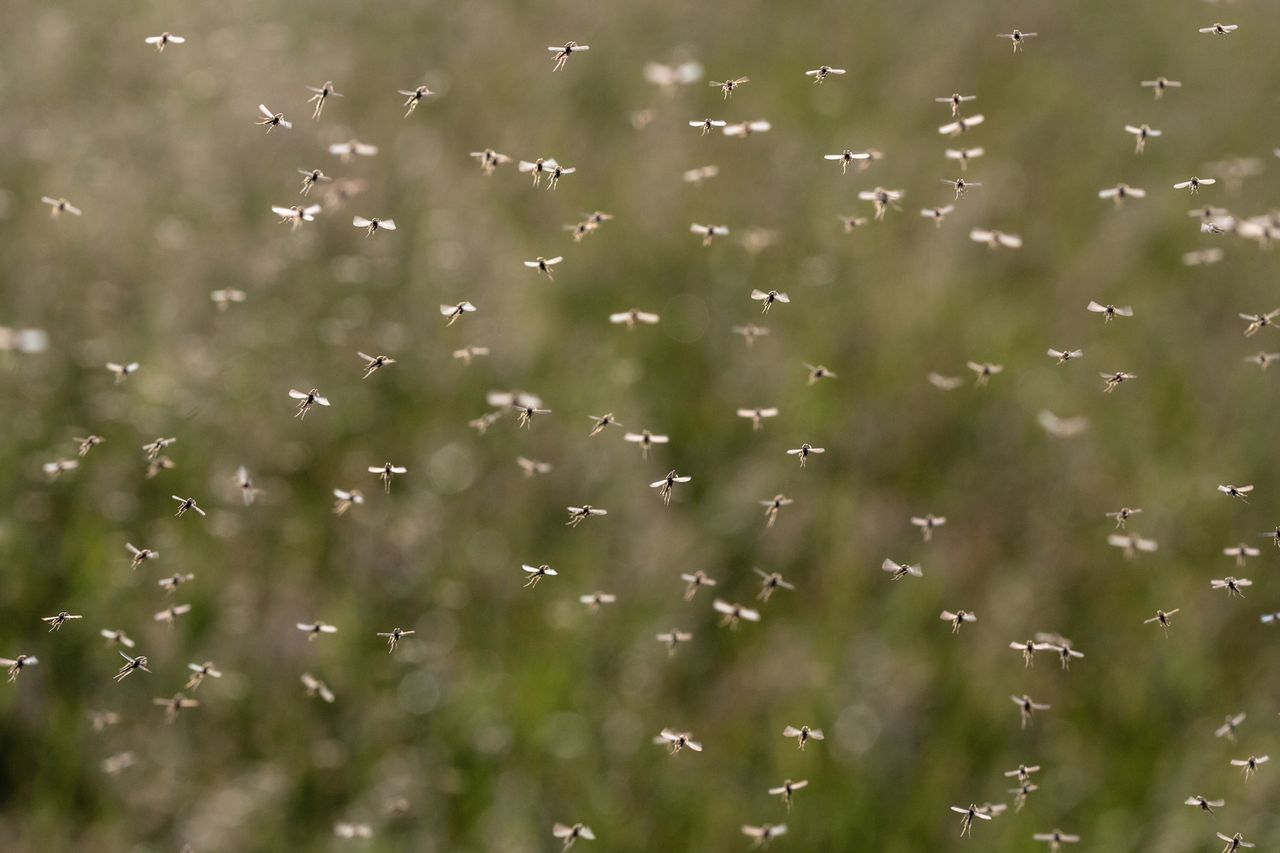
2, 0, 1280, 850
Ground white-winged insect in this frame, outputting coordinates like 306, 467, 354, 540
859, 187, 903, 220
369, 462, 407, 493
301, 673, 335, 703
211, 288, 246, 310
141, 437, 176, 461
1230, 755, 1269, 780
100, 751, 137, 775
951, 804, 993, 837
1218, 484, 1253, 502
967, 361, 1003, 386
1043, 640, 1084, 670
332, 488, 364, 516
941, 609, 977, 633
732, 324, 769, 347
171, 495, 205, 517
946, 147, 985, 171
42, 196, 82, 217
939, 114, 985, 136
760, 494, 793, 528
73, 435, 105, 457
750, 289, 789, 314
644, 60, 703, 89
453, 346, 490, 365
579, 592, 617, 612
1039, 411, 1089, 438
881, 558, 923, 581
522, 564, 557, 588
690, 223, 730, 246
609, 309, 660, 330
42, 611, 82, 631
328, 140, 378, 161
825, 149, 872, 174
680, 570, 717, 601
1009, 780, 1039, 812
998, 29, 1037, 51
742, 824, 787, 848
683, 165, 720, 186
1211, 576, 1251, 597
185, 662, 222, 690
650, 470, 692, 505
722, 119, 771, 138
358, 352, 396, 378
305, 81, 342, 119
1106, 507, 1142, 528
106, 361, 139, 384
145, 32, 185, 51
690, 118, 728, 137
1183, 249, 1224, 266
754, 568, 795, 602
99, 628, 135, 648
566, 505, 607, 527
525, 255, 563, 278
839, 214, 869, 232
655, 728, 703, 754
1145, 609, 1180, 636
256, 104, 291, 132
352, 215, 395, 236
153, 603, 192, 627
516, 456, 552, 477
115, 651, 151, 682
1239, 309, 1280, 337
1011, 694, 1050, 729
587, 413, 622, 437
713, 598, 760, 629
334, 823, 373, 840
398, 85, 436, 117
1217, 832, 1256, 853
1199, 23, 1238, 35
1098, 184, 1146, 208
1124, 124, 1161, 154
921, 205, 956, 227
272, 203, 321, 230
43, 459, 79, 481
769, 779, 808, 812
153, 693, 199, 722
937, 93, 977, 117
787, 444, 824, 468
440, 301, 477, 326
297, 621, 338, 641
655, 629, 693, 656
1174, 176, 1216, 194
289, 388, 330, 419
1223, 543, 1260, 567
513, 401, 552, 428
1141, 76, 1180, 99
911, 514, 946, 541
1033, 830, 1080, 852
737, 407, 779, 431
1216, 712, 1247, 741
1101, 371, 1137, 393
710, 76, 749, 98
782, 724, 823, 750
1262, 526, 1280, 548
1010, 640, 1054, 668
929, 372, 965, 391
158, 572, 195, 594
518, 157, 559, 186
2, 655, 37, 682
470, 148, 512, 175
1048, 348, 1084, 364
146, 456, 174, 480
806, 65, 846, 83
1107, 532, 1158, 559
549, 41, 589, 72
376, 627, 415, 652
970, 228, 1022, 249
552, 823, 595, 849
1185, 794, 1225, 815
544, 163, 576, 189
943, 177, 981, 199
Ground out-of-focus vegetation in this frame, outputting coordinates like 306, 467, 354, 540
3, 1, 1280, 850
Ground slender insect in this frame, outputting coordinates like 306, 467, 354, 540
656, 629, 693, 656
100, 629, 135, 649
654, 728, 703, 753
1184, 249, 1224, 266
376, 628, 415, 652
566, 505, 607, 527
397, 85, 436, 117
782, 725, 823, 750
714, 599, 760, 629
1211, 576, 1251, 597
516, 457, 552, 477
922, 205, 955, 226
760, 494, 793, 528
690, 223, 730, 246
158, 573, 195, 594
1141, 77, 1180, 99
689, 118, 728, 136
1199, 23, 1238, 36
272, 204, 321, 230
1108, 533, 1158, 558
1216, 713, 1247, 742
825, 149, 872, 174
453, 346, 490, 365
305, 81, 342, 119
552, 823, 595, 849
518, 158, 559, 186
650, 470, 692, 505
1005, 764, 1041, 784
1010, 781, 1039, 812
289, 388, 330, 419
106, 361, 140, 383
1239, 309, 1280, 337
929, 373, 965, 390
1217, 832, 1255, 853
769, 779, 808, 811
1261, 526, 1280, 548
522, 564, 557, 588
998, 29, 1038, 51
737, 407, 779, 431
1098, 184, 1146, 207
754, 568, 794, 601
1032, 830, 1080, 851
786, 444, 825, 467
723, 119, 772, 138
680, 570, 717, 601
185, 662, 221, 690
171, 496, 205, 517
524, 256, 563, 278
750, 289, 789, 314
941, 610, 977, 633
2, 655, 37, 682
911, 514, 946, 541
808, 363, 839, 383
579, 592, 617, 612
545, 163, 576, 189
970, 228, 1021, 248
329, 140, 379, 161
42, 197, 82, 217
334, 824, 372, 840
939, 114, 985, 136
1107, 507, 1141, 528
1230, 755, 1269, 780
513, 402, 552, 428
742, 824, 787, 848
358, 352, 396, 378
297, 621, 338, 641
946, 147, 985, 171
806, 66, 846, 83
256, 104, 292, 132
1174, 176, 1216, 194
301, 673, 335, 703
882, 558, 923, 581
951, 804, 993, 837
154, 693, 200, 722
332, 489, 364, 516
588, 413, 622, 436
144, 32, 185, 51
1218, 484, 1253, 502
369, 463, 407, 493
352, 215, 395, 235
43, 459, 79, 480
1010, 640, 1053, 667
73, 435, 104, 457
937, 93, 977, 116
1223, 543, 1260, 567
153, 603, 192, 627
732, 324, 770, 347
1145, 609, 1180, 636
967, 361, 1003, 386
470, 149, 512, 175
1048, 348, 1084, 365
549, 41, 590, 72
839, 214, 869, 232
1045, 641, 1084, 670
710, 76, 749, 97
1124, 124, 1161, 154
141, 437, 176, 461
115, 651, 151, 682
440, 302, 477, 326
859, 187, 903, 220
609, 310, 660, 330
1101, 371, 1137, 393
1185, 795, 1225, 815
41, 611, 82, 631
1011, 694, 1050, 729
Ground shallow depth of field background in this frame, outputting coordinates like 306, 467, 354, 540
2, 1, 1280, 850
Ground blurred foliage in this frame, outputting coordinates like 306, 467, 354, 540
2, 0, 1280, 851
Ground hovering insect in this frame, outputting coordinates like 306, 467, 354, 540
1185, 795, 1225, 815
805, 363, 838, 384
518, 158, 559, 186
185, 662, 221, 690
1141, 76, 1180, 98
644, 60, 703, 89
304, 81, 342, 119
1048, 348, 1084, 364
2, 654, 37, 682
969, 228, 1021, 248
839, 214, 869, 232
929, 373, 964, 391
332, 488, 364, 516
42, 196, 82, 217
1218, 484, 1253, 502
114, 651, 151, 682
272, 204, 321, 230
100, 629, 135, 648
806, 65, 846, 83
521, 564, 557, 588
825, 149, 872, 174
1223, 543, 1260, 567
1239, 309, 1280, 337
782, 725, 823, 750
760, 494, 793, 528
939, 114, 985, 136
144, 32, 185, 51
608, 309, 660, 330
882, 558, 923, 581
1005, 764, 1041, 784
153, 693, 199, 722
584, 414, 621, 437
1107, 507, 1142, 528
1217, 832, 1256, 853
742, 824, 788, 848
737, 407, 779, 431
470, 148, 512, 175
946, 147, 985, 171
967, 361, 1003, 386
1216, 713, 1247, 741
140, 437, 176, 462
1010, 639, 1053, 667
42, 459, 78, 480
153, 603, 192, 627
754, 568, 795, 602
549, 41, 589, 72
452, 346, 490, 365
1174, 176, 1216, 193
951, 804, 994, 837
650, 470, 692, 505
998, 29, 1037, 51
513, 402, 552, 428
1098, 184, 1146, 207
301, 673, 335, 703
440, 302, 477, 326
690, 223, 730, 246
1108, 532, 1158, 558
859, 187, 903, 220
352, 215, 395, 236
297, 622, 338, 641
552, 823, 595, 849
255, 104, 291, 132
1230, 755, 1269, 780
158, 573, 195, 594
655, 629, 693, 656
1101, 371, 1137, 393
921, 205, 955, 226
1045, 642, 1084, 670
71, 435, 104, 457
357, 352, 396, 379
90, 710, 121, 732
1211, 576, 1251, 597
525, 256, 563, 278
171, 496, 205, 517
769, 779, 808, 812
680, 570, 717, 601
750, 289, 790, 314
106, 361, 140, 384
210, 289, 247, 313
910, 514, 946, 541
1262, 526, 1280, 548
41, 611, 82, 632
1012, 694, 1050, 729
710, 76, 749, 97
941, 610, 977, 633
579, 592, 617, 612
397, 85, 436, 117
289, 388, 330, 419
376, 628, 415, 652
566, 505, 607, 527
936, 92, 976, 116
730, 325, 769, 350
1199, 23, 1238, 35
369, 462, 407, 493
1010, 780, 1039, 812
1143, 608, 1179, 637
655, 728, 703, 754
328, 140, 379, 161
786, 444, 825, 467
714, 599, 761, 629
1184, 249, 1224, 266
1124, 124, 1161, 154
515, 457, 551, 478
334, 824, 373, 840
1033, 830, 1080, 852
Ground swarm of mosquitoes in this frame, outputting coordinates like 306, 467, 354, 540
9, 14, 1280, 851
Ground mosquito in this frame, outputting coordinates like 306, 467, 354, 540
352, 215, 395, 235
951, 804, 993, 837
1239, 309, 1279, 336
1101, 371, 1136, 393
690, 223, 730, 246
1033, 830, 1080, 851
153, 693, 199, 722
1098, 184, 1146, 207
1184, 249, 1223, 266
782, 725, 823, 750
1186, 795, 1225, 815
100, 629, 135, 649
753, 568, 795, 602
305, 81, 342, 119
453, 346, 490, 365
71, 435, 103, 457
1217, 832, 1255, 853
714, 599, 760, 629
998, 29, 1037, 51
522, 564, 557, 588
154, 603, 191, 628
1218, 484, 1253, 502
333, 489, 364, 516
655, 728, 702, 753
906, 514, 945, 542
1216, 713, 1247, 741
513, 403, 551, 428
1042, 348, 1083, 366
970, 228, 1022, 248
302, 673, 335, 703
376, 628, 415, 652
211, 288, 246, 310
1224, 543, 1260, 567
1230, 755, 1268, 780
1200, 23, 1238, 36
106, 361, 139, 383
141, 437, 176, 461
369, 462, 407, 493
1212, 576, 1251, 597
939, 114, 985, 136
329, 140, 379, 161
518, 158, 559, 186
545, 163, 576, 189
579, 592, 617, 612
440, 301, 477, 326
1010, 640, 1053, 667
737, 407, 779, 431
742, 824, 787, 848
1108, 533, 1158, 558
550, 41, 589, 72
859, 187, 903, 220
683, 165, 720, 186
946, 147, 985, 171
881, 558, 923, 581
967, 361, 1003, 386
1124, 124, 1161, 154
115, 651, 151, 682
588, 413, 622, 436
1142, 76, 1180, 98
256, 104, 291, 132
145, 32, 185, 51
1175, 176, 1216, 193
185, 662, 221, 690
1261, 526, 1280, 548
1107, 507, 1141, 528
552, 823, 595, 849
760, 494, 793, 528
750, 289, 789, 314
681, 570, 717, 600
516, 457, 552, 477
825, 149, 871, 174
1012, 695, 1050, 729
650, 470, 692, 505
806, 65, 846, 83
1143, 608, 1179, 636
656, 629, 693, 656
170, 496, 204, 517
525, 256, 563, 278
1044, 642, 1084, 670
786, 444, 824, 467
41, 611, 81, 632
470, 149, 512, 175
1010, 781, 1039, 811
609, 310, 660, 330
158, 573, 195, 595
920, 205, 955, 227
566, 505, 607, 527
940, 610, 977, 633
297, 622, 338, 641
710, 76, 749, 97
2, 655, 37, 682
398, 85, 436, 117
289, 388, 330, 419
272, 204, 321, 230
